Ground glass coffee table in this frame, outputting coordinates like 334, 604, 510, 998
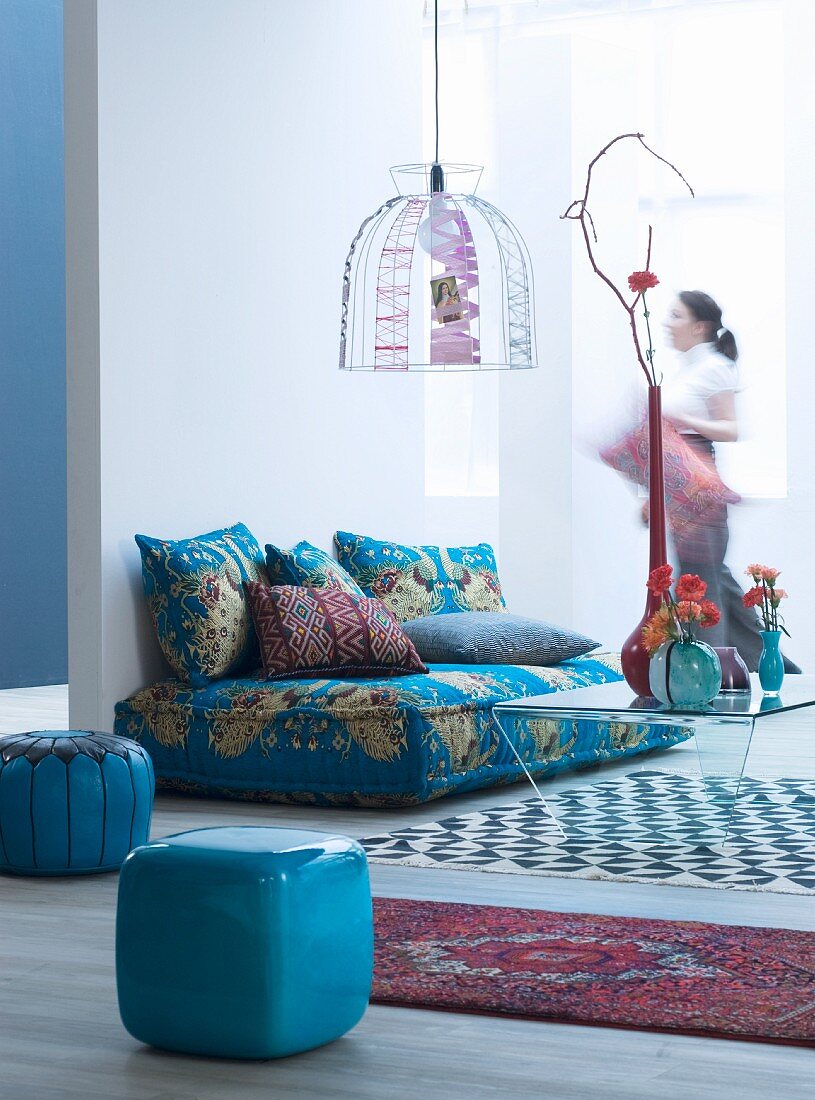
494, 675, 815, 845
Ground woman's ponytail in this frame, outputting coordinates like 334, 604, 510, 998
715, 327, 738, 362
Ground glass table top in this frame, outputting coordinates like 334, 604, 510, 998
494, 674, 815, 723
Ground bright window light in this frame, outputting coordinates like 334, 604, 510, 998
423, 0, 786, 501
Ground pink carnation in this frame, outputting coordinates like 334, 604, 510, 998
675, 600, 702, 623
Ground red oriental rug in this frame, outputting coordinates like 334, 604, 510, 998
371, 898, 815, 1046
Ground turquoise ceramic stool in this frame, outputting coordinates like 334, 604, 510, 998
0, 731, 154, 875
116, 826, 373, 1059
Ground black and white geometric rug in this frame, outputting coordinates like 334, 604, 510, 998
361, 771, 815, 894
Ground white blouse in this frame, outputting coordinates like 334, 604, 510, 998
659, 342, 740, 434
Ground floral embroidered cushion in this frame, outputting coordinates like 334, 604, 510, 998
599, 417, 741, 558
115, 654, 630, 806
333, 531, 506, 623
264, 540, 365, 598
244, 582, 428, 680
135, 523, 268, 687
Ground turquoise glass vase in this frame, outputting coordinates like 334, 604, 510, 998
649, 639, 722, 707
758, 629, 784, 695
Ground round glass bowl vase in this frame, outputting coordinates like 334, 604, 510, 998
649, 639, 722, 708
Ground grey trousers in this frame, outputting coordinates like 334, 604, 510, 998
673, 436, 800, 673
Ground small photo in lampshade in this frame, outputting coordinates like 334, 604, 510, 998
430, 274, 463, 324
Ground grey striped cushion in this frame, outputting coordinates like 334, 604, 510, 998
400, 612, 599, 666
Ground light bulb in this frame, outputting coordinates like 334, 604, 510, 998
417, 193, 458, 255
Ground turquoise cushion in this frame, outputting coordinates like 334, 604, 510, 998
334, 530, 506, 622
264, 540, 365, 598
116, 826, 372, 1058
135, 523, 267, 687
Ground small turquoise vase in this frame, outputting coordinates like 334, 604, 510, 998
649, 639, 722, 707
758, 629, 784, 695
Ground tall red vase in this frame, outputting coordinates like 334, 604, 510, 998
620, 385, 669, 696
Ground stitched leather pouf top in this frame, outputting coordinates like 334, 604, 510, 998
0, 731, 154, 875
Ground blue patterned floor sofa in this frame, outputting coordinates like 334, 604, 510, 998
114, 524, 690, 808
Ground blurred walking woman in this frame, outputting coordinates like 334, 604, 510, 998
662, 290, 798, 672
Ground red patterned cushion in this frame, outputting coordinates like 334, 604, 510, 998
244, 582, 429, 679
599, 417, 741, 555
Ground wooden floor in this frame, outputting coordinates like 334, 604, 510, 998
2, 686, 814, 1099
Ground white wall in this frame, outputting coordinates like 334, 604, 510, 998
495, 36, 574, 625
497, 35, 638, 634
66, 0, 424, 729
568, 39, 643, 647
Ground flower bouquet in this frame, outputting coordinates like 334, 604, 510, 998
743, 564, 789, 635
642, 566, 722, 706
743, 564, 789, 694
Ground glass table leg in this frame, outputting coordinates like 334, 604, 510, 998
499, 726, 567, 841
494, 707, 755, 849
690, 716, 754, 846
491, 712, 567, 841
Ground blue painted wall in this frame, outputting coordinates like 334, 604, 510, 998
0, 0, 67, 687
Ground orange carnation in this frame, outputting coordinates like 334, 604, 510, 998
675, 600, 702, 623
642, 605, 672, 655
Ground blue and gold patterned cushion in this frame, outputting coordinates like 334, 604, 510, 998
135, 523, 268, 688
265, 541, 365, 598
334, 531, 506, 622
111, 652, 689, 810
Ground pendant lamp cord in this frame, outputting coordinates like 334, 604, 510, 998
434, 0, 440, 163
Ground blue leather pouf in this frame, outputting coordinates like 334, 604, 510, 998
116, 826, 373, 1059
0, 731, 154, 875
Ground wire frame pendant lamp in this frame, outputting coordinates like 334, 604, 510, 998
339, 0, 537, 372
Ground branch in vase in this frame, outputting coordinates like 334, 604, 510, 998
561, 134, 694, 388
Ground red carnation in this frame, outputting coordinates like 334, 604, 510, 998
646, 564, 673, 597
742, 585, 764, 609
628, 270, 659, 294
676, 573, 707, 602
699, 600, 721, 628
